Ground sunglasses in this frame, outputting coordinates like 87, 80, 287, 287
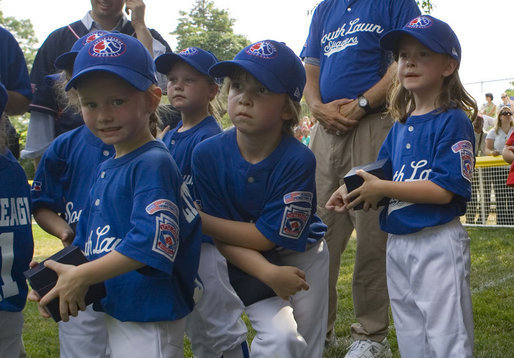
501, 96, 508, 99
501, 112, 512, 116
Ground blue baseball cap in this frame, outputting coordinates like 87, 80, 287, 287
380, 15, 461, 63
209, 40, 306, 102
0, 83, 7, 115
55, 30, 110, 70
155, 47, 218, 76
65, 33, 157, 91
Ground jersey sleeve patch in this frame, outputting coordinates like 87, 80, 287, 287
145, 199, 179, 217
31, 181, 42, 191
279, 204, 311, 240
152, 213, 180, 262
283, 191, 313, 204
451, 140, 474, 182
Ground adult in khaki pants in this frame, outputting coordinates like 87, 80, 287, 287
301, 1, 420, 356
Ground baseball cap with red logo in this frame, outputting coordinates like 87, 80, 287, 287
55, 30, 110, 70
209, 40, 305, 102
65, 32, 157, 92
155, 47, 218, 76
380, 15, 461, 63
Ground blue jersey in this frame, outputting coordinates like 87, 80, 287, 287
31, 125, 114, 230
74, 141, 202, 322
192, 128, 323, 252
0, 149, 34, 312
377, 108, 475, 234
300, 0, 420, 102
0, 26, 32, 101
162, 116, 221, 193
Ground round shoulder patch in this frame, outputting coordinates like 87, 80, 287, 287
246, 41, 277, 59
407, 16, 433, 29
89, 36, 127, 58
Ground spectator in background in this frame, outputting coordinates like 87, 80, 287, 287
21, 0, 171, 166
480, 92, 497, 118
0, 26, 32, 159
485, 106, 514, 225
466, 114, 489, 224
499, 92, 512, 108
503, 131, 514, 187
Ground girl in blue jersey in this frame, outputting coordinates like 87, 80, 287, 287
155, 49, 250, 357
0, 83, 34, 358
192, 40, 329, 358
31, 31, 113, 358
33, 33, 202, 358
326, 16, 476, 357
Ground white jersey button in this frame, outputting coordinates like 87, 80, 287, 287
103, 150, 110, 156
95, 199, 100, 206
408, 126, 414, 132
248, 177, 255, 183
406, 143, 411, 149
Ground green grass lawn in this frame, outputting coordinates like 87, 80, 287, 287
23, 225, 513, 357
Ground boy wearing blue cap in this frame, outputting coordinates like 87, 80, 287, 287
31, 33, 202, 358
155, 48, 250, 358
192, 40, 329, 357
0, 83, 34, 358
326, 16, 476, 357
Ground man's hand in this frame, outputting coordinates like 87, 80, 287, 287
125, 0, 147, 28
310, 98, 359, 134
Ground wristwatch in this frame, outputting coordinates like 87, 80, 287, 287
357, 95, 372, 114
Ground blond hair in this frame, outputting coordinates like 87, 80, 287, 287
387, 61, 477, 123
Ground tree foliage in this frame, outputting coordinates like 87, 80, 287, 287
0, 1, 38, 71
172, 0, 250, 61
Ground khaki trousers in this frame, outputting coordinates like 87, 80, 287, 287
311, 112, 392, 341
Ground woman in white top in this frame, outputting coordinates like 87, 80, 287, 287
485, 106, 514, 225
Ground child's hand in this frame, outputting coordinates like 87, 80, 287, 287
325, 184, 350, 212
27, 288, 53, 318
39, 261, 89, 322
345, 170, 385, 211
156, 125, 170, 140
265, 265, 309, 300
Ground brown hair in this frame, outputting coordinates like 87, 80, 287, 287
387, 59, 477, 124
221, 69, 300, 136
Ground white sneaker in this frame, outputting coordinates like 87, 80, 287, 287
344, 338, 392, 358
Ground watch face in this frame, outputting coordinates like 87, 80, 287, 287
359, 96, 368, 107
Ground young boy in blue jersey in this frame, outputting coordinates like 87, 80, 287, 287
192, 40, 329, 358
155, 48, 250, 357
0, 83, 34, 358
31, 33, 202, 358
326, 16, 476, 357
